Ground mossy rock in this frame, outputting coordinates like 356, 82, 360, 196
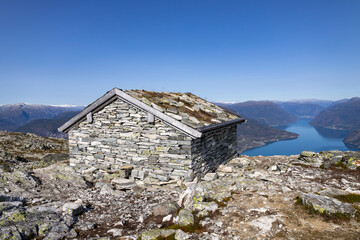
298, 192, 357, 219
175, 209, 194, 227
141, 229, 176, 240
8, 211, 26, 222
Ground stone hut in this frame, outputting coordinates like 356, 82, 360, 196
58, 88, 245, 181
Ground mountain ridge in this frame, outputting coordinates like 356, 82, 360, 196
310, 97, 360, 131
0, 103, 84, 131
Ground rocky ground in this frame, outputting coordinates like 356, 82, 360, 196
1, 131, 360, 239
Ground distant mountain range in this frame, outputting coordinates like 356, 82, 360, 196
217, 101, 296, 126
15, 111, 81, 138
216, 102, 299, 151
0, 103, 83, 131
310, 97, 360, 131
2, 97, 359, 151
306, 97, 360, 150
216, 98, 360, 151
277, 102, 325, 118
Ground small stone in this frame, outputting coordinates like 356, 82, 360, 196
217, 165, 233, 173
67, 229, 78, 238
78, 222, 96, 231
202, 172, 217, 181
184, 170, 194, 182
120, 165, 133, 170
107, 228, 123, 237
161, 229, 176, 238
141, 229, 162, 240
81, 166, 98, 175
300, 151, 316, 158
62, 202, 84, 216
270, 165, 279, 171
111, 177, 136, 190
175, 229, 191, 240
192, 202, 218, 212
162, 214, 172, 222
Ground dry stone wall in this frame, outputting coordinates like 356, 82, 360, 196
68, 98, 238, 181
191, 125, 238, 176
69, 99, 193, 181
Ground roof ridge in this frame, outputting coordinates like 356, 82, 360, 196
58, 88, 245, 138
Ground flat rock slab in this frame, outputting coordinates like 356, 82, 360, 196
248, 215, 283, 236
192, 201, 218, 212
111, 177, 136, 190
217, 165, 233, 173
299, 192, 357, 217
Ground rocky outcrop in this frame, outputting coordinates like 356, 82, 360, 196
1, 132, 360, 239
0, 195, 84, 240
295, 150, 360, 169
298, 192, 357, 217
0, 131, 68, 172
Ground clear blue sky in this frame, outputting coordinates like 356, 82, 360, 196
0, 0, 359, 105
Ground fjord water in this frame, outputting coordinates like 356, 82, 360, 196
242, 118, 352, 156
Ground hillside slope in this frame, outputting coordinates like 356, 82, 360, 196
224, 101, 296, 126
278, 102, 325, 118
237, 118, 298, 152
15, 111, 80, 138
343, 130, 360, 150
310, 97, 360, 131
0, 129, 359, 240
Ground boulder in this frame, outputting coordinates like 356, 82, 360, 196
174, 209, 194, 227
141, 229, 176, 240
34, 163, 89, 189
175, 229, 191, 240
99, 183, 117, 196
300, 151, 316, 158
298, 192, 357, 217
62, 202, 84, 216
298, 151, 323, 167
152, 201, 179, 217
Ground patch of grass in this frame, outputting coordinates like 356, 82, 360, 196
295, 196, 351, 222
167, 219, 205, 234
352, 205, 360, 222
334, 194, 360, 204
335, 161, 348, 169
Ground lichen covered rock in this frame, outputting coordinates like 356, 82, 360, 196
175, 209, 194, 227
298, 192, 357, 217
